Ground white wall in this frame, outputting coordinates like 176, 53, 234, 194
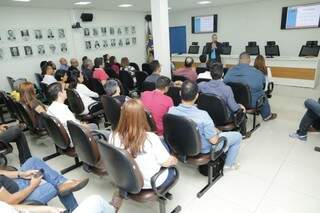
0, 7, 146, 91
169, 0, 320, 57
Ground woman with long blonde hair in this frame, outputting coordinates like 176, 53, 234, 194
108, 99, 177, 189
19, 81, 46, 128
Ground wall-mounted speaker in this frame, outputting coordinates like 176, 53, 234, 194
80, 13, 93, 22
145, 14, 152, 22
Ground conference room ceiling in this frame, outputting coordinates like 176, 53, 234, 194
0, 0, 262, 12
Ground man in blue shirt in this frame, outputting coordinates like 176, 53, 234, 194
224, 52, 277, 121
198, 63, 248, 136
168, 81, 242, 170
205, 34, 222, 63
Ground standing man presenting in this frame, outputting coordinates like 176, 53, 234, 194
205, 34, 222, 63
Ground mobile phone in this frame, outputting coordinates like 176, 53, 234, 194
33, 168, 44, 178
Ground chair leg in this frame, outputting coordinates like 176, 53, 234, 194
197, 162, 223, 198
315, 147, 320, 152
42, 152, 61, 161
249, 113, 260, 134
158, 197, 181, 213
61, 157, 83, 175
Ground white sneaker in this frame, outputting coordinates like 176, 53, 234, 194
224, 163, 240, 171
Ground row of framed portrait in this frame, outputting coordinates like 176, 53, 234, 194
0, 43, 68, 60
0, 28, 67, 42
83, 26, 136, 38
84, 37, 137, 51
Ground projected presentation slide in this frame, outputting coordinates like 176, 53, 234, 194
286, 4, 320, 29
194, 16, 214, 33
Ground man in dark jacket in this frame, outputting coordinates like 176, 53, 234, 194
205, 34, 223, 63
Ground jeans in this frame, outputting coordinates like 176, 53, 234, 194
0, 126, 31, 164
14, 157, 78, 211
213, 132, 242, 167
73, 195, 115, 213
251, 94, 271, 119
297, 99, 320, 136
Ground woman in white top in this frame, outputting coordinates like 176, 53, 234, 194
108, 99, 177, 189
69, 73, 100, 115
254, 55, 273, 91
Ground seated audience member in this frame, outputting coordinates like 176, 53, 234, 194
144, 60, 162, 83
19, 82, 47, 129
0, 124, 31, 165
224, 52, 277, 121
93, 57, 109, 86
108, 99, 178, 189
0, 195, 115, 213
59, 57, 69, 71
120, 57, 135, 76
198, 54, 208, 68
290, 98, 320, 141
254, 55, 273, 91
173, 57, 197, 82
41, 64, 56, 85
168, 81, 242, 170
40, 61, 48, 75
81, 56, 88, 71
47, 61, 57, 71
0, 157, 88, 212
47, 83, 109, 137
104, 79, 129, 106
69, 73, 100, 115
103, 54, 110, 65
68, 58, 81, 81
81, 58, 93, 80
198, 63, 247, 136
197, 61, 212, 80
141, 76, 173, 135
109, 56, 120, 75
54, 69, 69, 89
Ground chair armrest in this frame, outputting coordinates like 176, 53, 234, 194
88, 101, 101, 112
255, 95, 267, 111
233, 109, 245, 128
21, 200, 45, 205
150, 166, 179, 198
210, 136, 227, 161
0, 140, 13, 155
91, 130, 109, 141
267, 82, 274, 93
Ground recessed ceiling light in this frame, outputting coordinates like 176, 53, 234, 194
12, 0, 31, 2
118, 4, 133, 8
197, 1, 212, 5
74, 1, 92, 5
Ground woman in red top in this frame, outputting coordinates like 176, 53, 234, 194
109, 56, 120, 75
92, 57, 109, 85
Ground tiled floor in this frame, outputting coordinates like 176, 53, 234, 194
6, 85, 320, 213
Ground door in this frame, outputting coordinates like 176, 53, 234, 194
169, 26, 187, 54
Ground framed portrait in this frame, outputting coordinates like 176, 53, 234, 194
110, 39, 116, 47
125, 38, 131, 46
131, 26, 136, 35
10, 46, 20, 57
109, 27, 115, 36
102, 40, 109, 48
117, 27, 123, 36
24, 46, 33, 56
85, 41, 92, 50
101, 27, 107, 36
92, 28, 99, 37
58, 29, 65, 39
118, 38, 124, 47
47, 29, 55, 39
34, 29, 43, 40
21, 29, 30, 41
60, 42, 68, 53
7, 29, 17, 41
37, 44, 46, 56
0, 47, 4, 60
124, 26, 129, 35
48, 43, 57, 55
84, 28, 90, 37
132, 37, 137, 45
94, 40, 100, 49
